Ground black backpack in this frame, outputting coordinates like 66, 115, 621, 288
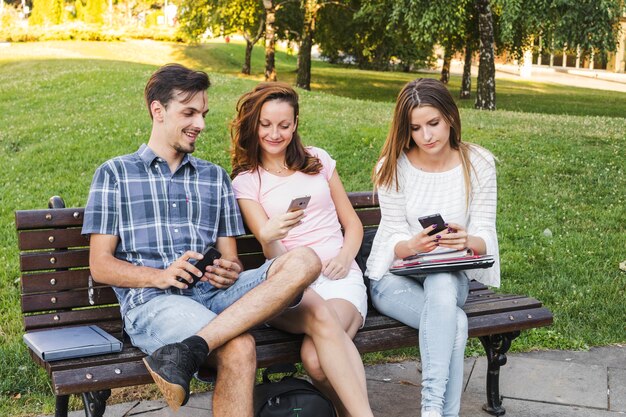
254, 364, 337, 417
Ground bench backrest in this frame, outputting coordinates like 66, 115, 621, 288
15, 192, 379, 338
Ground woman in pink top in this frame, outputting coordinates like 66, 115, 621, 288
231, 82, 371, 417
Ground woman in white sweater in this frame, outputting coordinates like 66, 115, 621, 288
366, 78, 500, 417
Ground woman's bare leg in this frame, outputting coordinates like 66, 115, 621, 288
270, 292, 373, 417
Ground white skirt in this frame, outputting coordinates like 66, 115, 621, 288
309, 268, 368, 327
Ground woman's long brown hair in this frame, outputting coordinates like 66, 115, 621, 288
230, 82, 322, 179
374, 78, 477, 208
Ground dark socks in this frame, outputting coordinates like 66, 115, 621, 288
181, 335, 210, 366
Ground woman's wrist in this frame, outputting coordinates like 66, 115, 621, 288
395, 239, 418, 259
259, 227, 277, 245
407, 238, 420, 255
466, 235, 486, 255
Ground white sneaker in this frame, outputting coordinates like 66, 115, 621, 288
421, 410, 442, 417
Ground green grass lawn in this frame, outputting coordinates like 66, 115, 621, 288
0, 41, 625, 416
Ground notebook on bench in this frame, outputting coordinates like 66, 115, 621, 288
23, 325, 123, 361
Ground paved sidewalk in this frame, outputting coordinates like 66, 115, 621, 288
49, 345, 626, 417
438, 59, 626, 93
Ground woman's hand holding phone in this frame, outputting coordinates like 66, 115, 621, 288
406, 224, 442, 255
435, 222, 468, 250
260, 210, 305, 243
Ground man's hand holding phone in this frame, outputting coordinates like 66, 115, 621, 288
163, 247, 228, 289
204, 258, 242, 289
159, 250, 207, 289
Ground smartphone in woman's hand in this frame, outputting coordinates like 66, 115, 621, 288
418, 213, 446, 236
286, 195, 311, 212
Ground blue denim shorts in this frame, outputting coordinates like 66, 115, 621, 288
124, 260, 274, 354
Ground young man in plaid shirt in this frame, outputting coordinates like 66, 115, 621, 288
83, 64, 321, 415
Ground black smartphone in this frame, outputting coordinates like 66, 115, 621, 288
178, 246, 222, 288
418, 213, 447, 236
286, 195, 311, 212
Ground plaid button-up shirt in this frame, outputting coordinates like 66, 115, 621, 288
82, 144, 245, 316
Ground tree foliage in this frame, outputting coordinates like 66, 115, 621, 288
552, 0, 623, 52
178, 0, 265, 74
30, 0, 64, 25
178, 0, 264, 41
315, 0, 433, 71
495, 0, 623, 58
84, 0, 107, 24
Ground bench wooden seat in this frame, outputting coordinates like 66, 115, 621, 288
16, 192, 553, 417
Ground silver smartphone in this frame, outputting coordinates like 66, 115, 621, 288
286, 195, 311, 212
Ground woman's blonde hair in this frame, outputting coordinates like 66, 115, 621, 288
230, 82, 322, 179
374, 78, 475, 207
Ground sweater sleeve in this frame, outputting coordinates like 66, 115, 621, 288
365, 161, 412, 280
465, 148, 500, 287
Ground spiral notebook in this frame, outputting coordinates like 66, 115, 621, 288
390, 254, 495, 276
23, 325, 122, 361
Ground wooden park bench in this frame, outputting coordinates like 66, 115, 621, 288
15, 192, 553, 417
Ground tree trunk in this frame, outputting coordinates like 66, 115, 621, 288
242, 18, 265, 75
263, 0, 277, 81
242, 38, 254, 75
296, 0, 317, 90
440, 48, 451, 84
475, 0, 496, 110
460, 42, 472, 99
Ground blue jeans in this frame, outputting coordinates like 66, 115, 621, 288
370, 271, 469, 417
124, 260, 274, 354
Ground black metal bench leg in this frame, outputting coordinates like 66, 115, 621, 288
478, 331, 520, 416
55, 395, 69, 417
81, 390, 111, 417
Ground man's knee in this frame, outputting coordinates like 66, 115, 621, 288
290, 247, 322, 273
216, 333, 257, 373
276, 247, 321, 284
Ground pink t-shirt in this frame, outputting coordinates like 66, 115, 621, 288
232, 147, 359, 272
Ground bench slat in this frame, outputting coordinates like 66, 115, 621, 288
18, 228, 88, 251
23, 306, 122, 332
464, 297, 543, 316
234, 236, 263, 254
21, 269, 92, 294
16, 208, 85, 230
20, 250, 89, 272
355, 209, 382, 227
239, 253, 268, 271
346, 192, 379, 208
467, 307, 553, 337
52, 360, 152, 396
22, 288, 118, 313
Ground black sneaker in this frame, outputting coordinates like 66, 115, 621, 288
143, 342, 199, 412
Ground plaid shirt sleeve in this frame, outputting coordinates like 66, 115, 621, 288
82, 162, 120, 236
217, 168, 245, 238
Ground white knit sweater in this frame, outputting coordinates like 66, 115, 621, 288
366, 145, 500, 288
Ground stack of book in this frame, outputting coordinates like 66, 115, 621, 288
390, 248, 494, 275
